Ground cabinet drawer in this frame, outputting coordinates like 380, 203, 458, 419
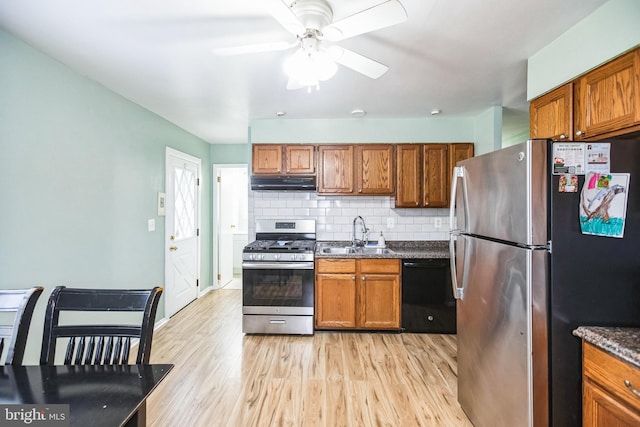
584, 342, 640, 412
359, 259, 400, 274
316, 258, 356, 274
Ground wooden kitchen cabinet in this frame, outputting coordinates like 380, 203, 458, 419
317, 145, 354, 193
530, 47, 640, 141
315, 258, 400, 330
574, 48, 640, 141
356, 144, 394, 195
423, 144, 449, 208
396, 143, 473, 208
529, 83, 574, 141
317, 144, 394, 195
252, 144, 315, 175
582, 342, 640, 426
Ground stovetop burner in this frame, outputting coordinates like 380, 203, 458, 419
244, 239, 315, 252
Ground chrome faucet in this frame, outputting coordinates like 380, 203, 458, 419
352, 216, 369, 247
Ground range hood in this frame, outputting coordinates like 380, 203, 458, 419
250, 176, 317, 191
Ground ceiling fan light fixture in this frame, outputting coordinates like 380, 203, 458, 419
283, 33, 337, 91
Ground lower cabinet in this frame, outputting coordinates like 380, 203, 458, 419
582, 342, 640, 426
315, 258, 400, 330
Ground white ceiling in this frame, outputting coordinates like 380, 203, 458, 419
0, 0, 608, 144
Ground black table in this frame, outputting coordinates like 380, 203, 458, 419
0, 364, 173, 427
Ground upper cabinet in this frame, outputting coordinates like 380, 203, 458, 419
574, 48, 640, 141
396, 143, 473, 208
317, 144, 394, 195
530, 47, 640, 141
317, 145, 354, 193
252, 144, 315, 175
356, 144, 394, 195
530, 83, 574, 141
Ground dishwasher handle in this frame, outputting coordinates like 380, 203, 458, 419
403, 260, 449, 269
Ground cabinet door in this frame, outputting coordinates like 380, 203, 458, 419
317, 145, 354, 194
395, 144, 422, 207
529, 83, 574, 141
423, 144, 449, 208
358, 273, 400, 329
574, 49, 640, 140
583, 380, 640, 427
315, 273, 357, 328
252, 145, 282, 175
284, 145, 316, 175
356, 144, 394, 195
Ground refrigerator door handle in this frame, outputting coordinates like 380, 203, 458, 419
449, 166, 461, 232
449, 166, 469, 233
449, 233, 464, 299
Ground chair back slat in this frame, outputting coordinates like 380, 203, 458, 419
0, 287, 44, 365
40, 286, 163, 366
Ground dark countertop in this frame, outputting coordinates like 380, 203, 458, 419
573, 326, 640, 369
315, 240, 449, 259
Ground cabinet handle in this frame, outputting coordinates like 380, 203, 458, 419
425, 202, 429, 206
352, 276, 356, 280
576, 130, 585, 136
625, 380, 640, 398
559, 134, 566, 140
361, 276, 366, 281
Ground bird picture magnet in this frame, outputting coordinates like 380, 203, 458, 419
580, 172, 630, 238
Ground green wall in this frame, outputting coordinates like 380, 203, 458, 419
528, 0, 640, 99
250, 117, 477, 144
0, 30, 212, 364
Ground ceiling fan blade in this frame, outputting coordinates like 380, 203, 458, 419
212, 40, 297, 56
267, 0, 306, 35
328, 46, 389, 79
322, 0, 408, 42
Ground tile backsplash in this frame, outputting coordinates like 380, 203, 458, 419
249, 190, 450, 242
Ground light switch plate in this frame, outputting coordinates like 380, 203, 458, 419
387, 217, 395, 229
148, 219, 156, 232
434, 218, 442, 229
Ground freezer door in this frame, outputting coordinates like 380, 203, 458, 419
451, 139, 548, 246
455, 235, 548, 427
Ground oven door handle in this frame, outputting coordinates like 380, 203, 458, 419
242, 262, 315, 270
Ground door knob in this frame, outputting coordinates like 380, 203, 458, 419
169, 246, 178, 251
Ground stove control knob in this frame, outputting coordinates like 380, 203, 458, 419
291, 254, 297, 261
274, 254, 280, 260
258, 254, 264, 261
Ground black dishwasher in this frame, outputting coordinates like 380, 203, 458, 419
401, 259, 456, 333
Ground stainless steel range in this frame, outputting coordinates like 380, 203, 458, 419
242, 219, 315, 335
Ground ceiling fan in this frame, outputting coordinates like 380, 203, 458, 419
212, 0, 408, 91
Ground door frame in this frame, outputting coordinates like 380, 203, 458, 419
165, 147, 202, 316
212, 163, 248, 289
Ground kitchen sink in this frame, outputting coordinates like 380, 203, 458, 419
319, 246, 395, 255
320, 247, 356, 254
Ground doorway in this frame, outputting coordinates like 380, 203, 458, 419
165, 147, 201, 317
213, 164, 248, 289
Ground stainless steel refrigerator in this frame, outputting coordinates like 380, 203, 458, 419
449, 138, 640, 427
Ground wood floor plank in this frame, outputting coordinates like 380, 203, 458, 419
146, 289, 472, 427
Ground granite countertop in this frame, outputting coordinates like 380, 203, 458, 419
315, 240, 449, 259
573, 326, 640, 369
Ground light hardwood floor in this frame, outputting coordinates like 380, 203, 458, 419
146, 289, 473, 427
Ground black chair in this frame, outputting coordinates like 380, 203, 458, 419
40, 286, 163, 366
0, 287, 44, 365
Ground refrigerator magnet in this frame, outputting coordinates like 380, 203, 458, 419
579, 172, 630, 238
559, 174, 578, 193
553, 143, 585, 175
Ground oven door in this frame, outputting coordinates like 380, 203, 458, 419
242, 261, 314, 315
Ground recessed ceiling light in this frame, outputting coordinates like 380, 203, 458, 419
351, 109, 366, 117
276, 111, 286, 117
430, 109, 441, 115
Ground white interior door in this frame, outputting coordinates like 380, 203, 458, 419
213, 165, 248, 288
165, 147, 201, 317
